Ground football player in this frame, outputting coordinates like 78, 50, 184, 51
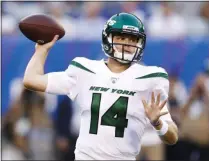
23, 13, 178, 160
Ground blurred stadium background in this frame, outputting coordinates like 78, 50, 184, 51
2, 1, 209, 160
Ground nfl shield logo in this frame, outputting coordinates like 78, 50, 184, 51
111, 77, 118, 84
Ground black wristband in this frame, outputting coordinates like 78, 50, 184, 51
151, 120, 161, 127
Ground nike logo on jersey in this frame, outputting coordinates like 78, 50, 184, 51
89, 86, 136, 96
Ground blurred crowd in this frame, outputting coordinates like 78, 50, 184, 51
2, 1, 209, 39
2, 1, 209, 161
2, 78, 76, 160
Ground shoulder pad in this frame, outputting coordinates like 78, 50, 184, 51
135, 65, 168, 80
70, 57, 96, 74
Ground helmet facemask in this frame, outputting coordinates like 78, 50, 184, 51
105, 33, 145, 64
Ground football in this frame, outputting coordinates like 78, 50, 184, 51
19, 14, 65, 44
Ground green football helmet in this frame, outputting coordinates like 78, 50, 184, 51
102, 12, 146, 63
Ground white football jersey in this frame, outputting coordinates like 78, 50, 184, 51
46, 57, 172, 160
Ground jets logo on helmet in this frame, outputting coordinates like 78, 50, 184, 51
107, 20, 116, 26
102, 12, 146, 64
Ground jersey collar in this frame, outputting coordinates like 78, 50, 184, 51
100, 59, 136, 77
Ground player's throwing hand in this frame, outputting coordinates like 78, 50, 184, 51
142, 92, 168, 125
35, 35, 59, 52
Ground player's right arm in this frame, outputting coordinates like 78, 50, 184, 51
23, 35, 79, 99
23, 35, 59, 92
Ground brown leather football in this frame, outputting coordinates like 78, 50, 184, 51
19, 14, 65, 44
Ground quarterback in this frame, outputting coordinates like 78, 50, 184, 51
23, 13, 178, 160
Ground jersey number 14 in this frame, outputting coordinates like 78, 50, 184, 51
89, 93, 129, 138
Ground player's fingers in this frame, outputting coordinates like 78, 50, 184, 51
156, 93, 161, 106
51, 35, 59, 43
159, 99, 167, 110
151, 92, 155, 105
48, 35, 59, 46
141, 99, 148, 109
159, 111, 169, 117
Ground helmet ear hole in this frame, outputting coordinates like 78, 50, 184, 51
102, 31, 113, 55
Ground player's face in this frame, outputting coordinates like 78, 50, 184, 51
113, 34, 138, 54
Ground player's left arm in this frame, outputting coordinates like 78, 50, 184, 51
142, 93, 178, 145
153, 104, 178, 145
142, 70, 178, 145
